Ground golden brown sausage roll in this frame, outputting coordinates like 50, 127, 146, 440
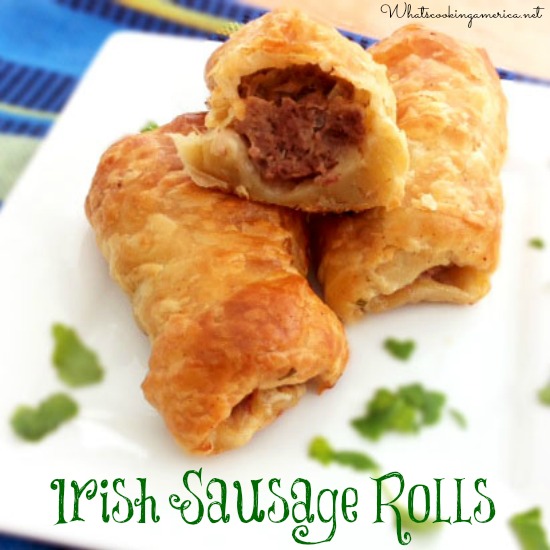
85, 113, 348, 454
315, 25, 507, 322
170, 9, 408, 213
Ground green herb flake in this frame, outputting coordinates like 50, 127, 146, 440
528, 237, 545, 250
11, 393, 78, 442
538, 383, 550, 406
140, 121, 159, 133
308, 435, 333, 465
384, 338, 416, 361
449, 408, 468, 429
52, 323, 104, 387
308, 436, 379, 472
352, 384, 447, 441
509, 508, 550, 550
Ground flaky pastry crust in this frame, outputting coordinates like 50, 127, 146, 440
315, 25, 507, 321
171, 9, 408, 212
85, 113, 348, 454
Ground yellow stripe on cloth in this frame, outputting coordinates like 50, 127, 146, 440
0, 102, 58, 122
115, 0, 242, 36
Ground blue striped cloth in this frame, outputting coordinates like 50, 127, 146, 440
0, 534, 62, 550
0, 0, 264, 138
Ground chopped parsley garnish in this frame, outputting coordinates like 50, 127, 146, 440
52, 323, 104, 387
11, 393, 78, 442
538, 382, 550, 406
528, 237, 545, 250
509, 508, 550, 550
308, 436, 379, 472
351, 384, 446, 441
140, 121, 159, 133
384, 338, 416, 361
449, 408, 468, 429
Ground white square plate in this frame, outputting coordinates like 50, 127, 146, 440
0, 32, 549, 550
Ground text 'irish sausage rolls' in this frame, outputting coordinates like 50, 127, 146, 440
85, 113, 348, 455
170, 9, 409, 213
315, 25, 507, 322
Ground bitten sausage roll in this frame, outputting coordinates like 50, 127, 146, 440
315, 25, 507, 321
85, 113, 348, 454
170, 9, 408, 213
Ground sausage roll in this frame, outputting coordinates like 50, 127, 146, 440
315, 25, 507, 321
85, 113, 348, 454
170, 9, 408, 212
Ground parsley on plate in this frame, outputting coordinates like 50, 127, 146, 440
11, 393, 78, 442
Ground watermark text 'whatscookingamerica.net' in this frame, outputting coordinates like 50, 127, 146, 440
380, 3, 544, 28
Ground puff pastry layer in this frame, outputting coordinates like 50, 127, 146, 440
171, 9, 408, 212
315, 25, 507, 321
85, 113, 348, 454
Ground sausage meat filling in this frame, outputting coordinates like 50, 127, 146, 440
233, 64, 365, 183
